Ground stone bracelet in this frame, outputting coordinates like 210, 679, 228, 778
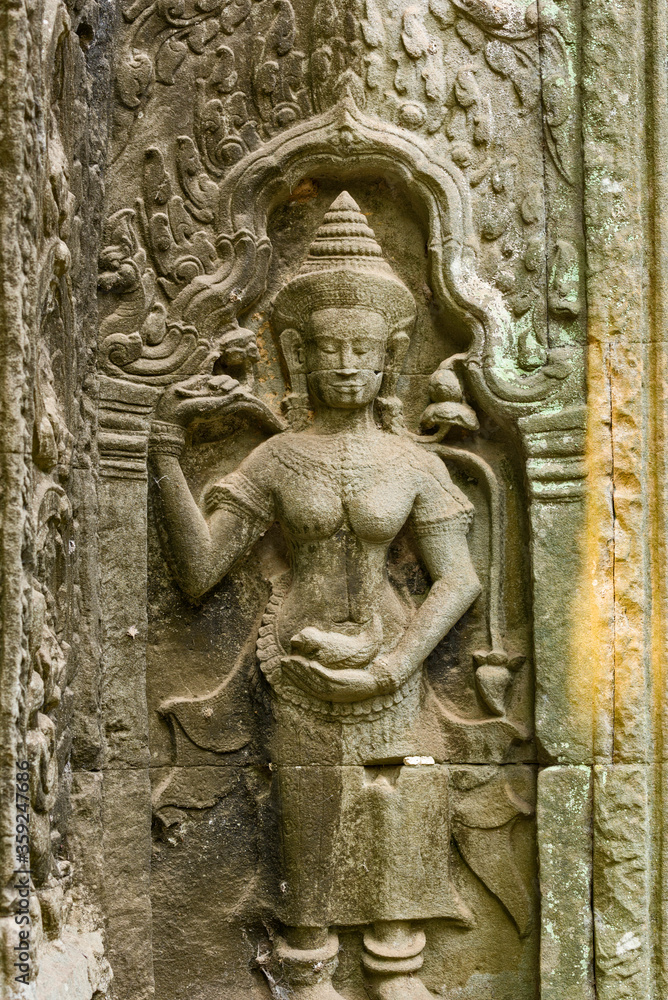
149, 420, 185, 457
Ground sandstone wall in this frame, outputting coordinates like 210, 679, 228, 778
0, 1, 667, 998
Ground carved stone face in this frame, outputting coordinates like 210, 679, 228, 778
304, 307, 387, 410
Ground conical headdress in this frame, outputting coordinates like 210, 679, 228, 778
273, 192, 417, 334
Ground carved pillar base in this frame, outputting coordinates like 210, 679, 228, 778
362, 923, 433, 1000
273, 931, 344, 1000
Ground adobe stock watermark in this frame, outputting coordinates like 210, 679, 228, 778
13, 759, 31, 985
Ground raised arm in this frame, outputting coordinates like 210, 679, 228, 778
149, 376, 272, 599
151, 453, 265, 598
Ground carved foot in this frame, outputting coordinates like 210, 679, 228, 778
273, 932, 346, 1000
363, 973, 435, 1000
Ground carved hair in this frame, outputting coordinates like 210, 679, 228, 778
273, 191, 417, 433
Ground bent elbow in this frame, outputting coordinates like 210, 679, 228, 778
432, 572, 481, 609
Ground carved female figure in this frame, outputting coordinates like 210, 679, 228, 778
150, 193, 481, 1000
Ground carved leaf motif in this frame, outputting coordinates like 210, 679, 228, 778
520, 181, 543, 225
453, 65, 493, 145
283, 50, 309, 105
424, 53, 445, 103
455, 16, 485, 51
168, 197, 196, 243
143, 302, 169, 346
334, 67, 366, 106
452, 775, 534, 936
255, 59, 280, 112
543, 70, 573, 129
549, 239, 581, 318
104, 331, 144, 367
398, 8, 446, 105
473, 94, 493, 144
116, 49, 154, 108
364, 51, 383, 89
311, 45, 334, 107
540, 28, 575, 184
157, 0, 187, 22
451, 0, 575, 184
187, 18, 220, 53
313, 0, 341, 40
360, 0, 385, 48
429, 0, 455, 29
402, 8, 431, 59
199, 97, 226, 144
252, 0, 306, 127
176, 136, 218, 221
517, 317, 548, 370
148, 212, 173, 255
101, 321, 209, 382
98, 209, 144, 293
201, 102, 247, 167
450, 0, 510, 30
220, 0, 252, 34
144, 147, 172, 205
122, 0, 154, 22
454, 65, 479, 108
484, 39, 538, 108
475, 158, 516, 241
267, 0, 297, 56
155, 35, 189, 84
210, 44, 238, 92
138, 146, 218, 295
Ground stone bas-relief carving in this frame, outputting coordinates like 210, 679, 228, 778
0, 0, 116, 995
100, 0, 564, 973
10, 0, 668, 997
148, 194, 537, 998
95, 5, 580, 995
101, 0, 583, 397
151, 197, 484, 999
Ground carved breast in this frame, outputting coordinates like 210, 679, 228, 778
271, 432, 418, 544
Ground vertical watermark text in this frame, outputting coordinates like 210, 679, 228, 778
13, 760, 31, 985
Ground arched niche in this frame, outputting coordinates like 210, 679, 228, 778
201, 94, 580, 419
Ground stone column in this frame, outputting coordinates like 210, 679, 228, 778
581, 1, 668, 996
97, 376, 158, 1000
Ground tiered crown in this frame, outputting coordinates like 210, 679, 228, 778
273, 192, 417, 334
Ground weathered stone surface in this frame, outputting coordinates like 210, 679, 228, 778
537, 765, 594, 1000
0, 0, 116, 993
35, 928, 111, 1000
2, 0, 668, 997
593, 765, 651, 999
